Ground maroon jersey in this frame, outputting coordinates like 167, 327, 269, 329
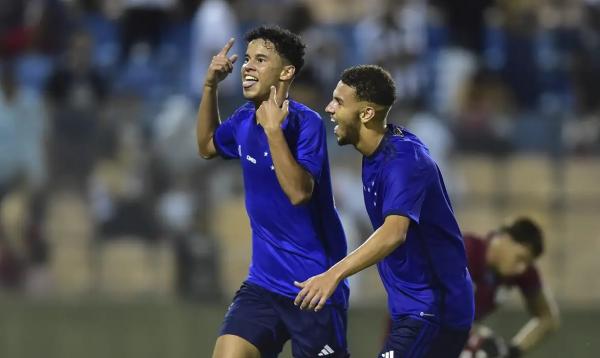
464, 233, 542, 321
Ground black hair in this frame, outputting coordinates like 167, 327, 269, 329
500, 217, 544, 258
245, 25, 305, 74
340, 65, 396, 106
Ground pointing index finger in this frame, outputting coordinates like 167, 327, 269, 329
219, 38, 235, 55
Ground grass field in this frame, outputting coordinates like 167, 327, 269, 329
0, 297, 597, 357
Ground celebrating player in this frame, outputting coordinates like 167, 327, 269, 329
294, 65, 474, 357
196, 25, 350, 358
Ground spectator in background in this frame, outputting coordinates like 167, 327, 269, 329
482, 1, 579, 153
29, 0, 71, 57
283, 2, 344, 93
433, 0, 495, 54
0, 63, 20, 199
120, 0, 177, 63
0, 0, 28, 57
575, 0, 600, 117
354, 0, 428, 102
190, 0, 239, 98
566, 0, 600, 154
0, 57, 49, 293
497, 3, 541, 112
45, 30, 107, 191
0, 60, 47, 195
454, 69, 514, 155
405, 97, 456, 189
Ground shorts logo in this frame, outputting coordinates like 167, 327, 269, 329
246, 155, 256, 164
382, 351, 395, 358
317, 344, 335, 356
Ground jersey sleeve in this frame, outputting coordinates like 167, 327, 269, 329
295, 113, 326, 182
515, 265, 543, 297
381, 154, 430, 223
213, 115, 240, 159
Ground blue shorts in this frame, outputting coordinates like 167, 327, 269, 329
379, 316, 469, 358
220, 282, 349, 358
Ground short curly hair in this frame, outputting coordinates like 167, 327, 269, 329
340, 65, 396, 106
245, 25, 305, 75
500, 217, 544, 258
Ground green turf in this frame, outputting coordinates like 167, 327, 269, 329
0, 298, 596, 357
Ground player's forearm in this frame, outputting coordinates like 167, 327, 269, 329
196, 84, 220, 159
329, 218, 407, 281
265, 127, 314, 205
511, 316, 559, 352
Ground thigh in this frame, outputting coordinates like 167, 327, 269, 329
212, 334, 261, 358
379, 316, 440, 358
276, 297, 349, 358
218, 283, 290, 357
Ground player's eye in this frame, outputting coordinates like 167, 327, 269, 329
243, 57, 249, 63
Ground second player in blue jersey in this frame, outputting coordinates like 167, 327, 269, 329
295, 65, 474, 357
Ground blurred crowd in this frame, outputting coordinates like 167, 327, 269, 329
0, 0, 599, 299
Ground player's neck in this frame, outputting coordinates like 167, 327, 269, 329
356, 126, 386, 157
252, 84, 290, 108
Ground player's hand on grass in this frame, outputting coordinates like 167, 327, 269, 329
462, 326, 510, 358
205, 38, 238, 88
293, 271, 340, 312
257, 86, 289, 134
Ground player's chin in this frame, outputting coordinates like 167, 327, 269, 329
242, 89, 258, 100
335, 134, 349, 146
242, 84, 262, 99
334, 127, 351, 146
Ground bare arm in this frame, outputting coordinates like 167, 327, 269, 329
257, 86, 314, 205
294, 215, 410, 311
327, 215, 409, 279
511, 288, 560, 353
196, 38, 238, 159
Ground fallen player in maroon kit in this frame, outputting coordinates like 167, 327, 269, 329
385, 217, 559, 357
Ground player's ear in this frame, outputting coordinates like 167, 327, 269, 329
359, 106, 376, 124
280, 65, 295, 81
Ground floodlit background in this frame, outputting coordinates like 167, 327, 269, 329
0, 0, 599, 357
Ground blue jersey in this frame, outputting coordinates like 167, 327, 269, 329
213, 100, 349, 308
362, 124, 474, 329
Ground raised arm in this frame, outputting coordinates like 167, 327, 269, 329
257, 86, 314, 205
196, 38, 238, 159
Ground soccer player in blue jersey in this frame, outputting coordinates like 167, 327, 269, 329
294, 65, 474, 357
196, 25, 350, 358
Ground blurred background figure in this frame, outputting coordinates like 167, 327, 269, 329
119, 0, 177, 63
355, 0, 429, 103
189, 0, 239, 98
462, 217, 560, 357
45, 30, 107, 191
0, 0, 599, 357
